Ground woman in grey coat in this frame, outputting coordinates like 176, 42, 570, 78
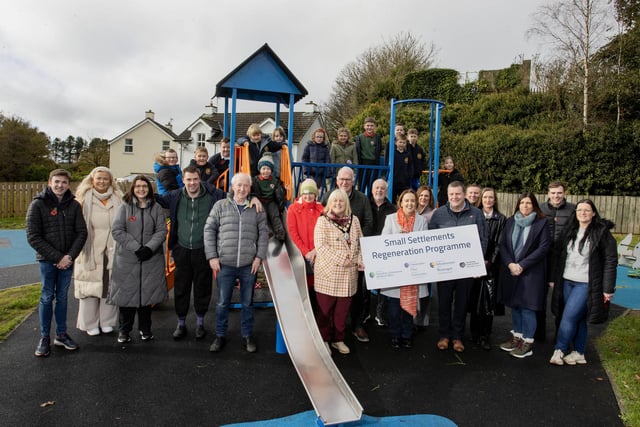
109, 175, 167, 343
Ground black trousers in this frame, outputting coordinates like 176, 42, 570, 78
349, 271, 370, 330
173, 246, 212, 318
119, 306, 152, 334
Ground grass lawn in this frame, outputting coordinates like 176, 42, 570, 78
596, 311, 640, 427
0, 284, 40, 340
0, 217, 26, 229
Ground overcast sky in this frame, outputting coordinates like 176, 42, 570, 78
1, 0, 550, 140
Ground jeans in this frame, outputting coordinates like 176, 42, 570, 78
216, 265, 255, 337
555, 280, 589, 354
385, 296, 414, 339
38, 261, 74, 337
511, 307, 537, 339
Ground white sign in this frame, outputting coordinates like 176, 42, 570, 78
360, 224, 486, 290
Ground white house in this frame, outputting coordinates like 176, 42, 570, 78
108, 110, 178, 179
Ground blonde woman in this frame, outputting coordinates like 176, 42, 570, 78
74, 166, 123, 336
313, 189, 364, 355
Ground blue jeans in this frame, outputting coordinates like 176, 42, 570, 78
385, 296, 414, 339
216, 265, 255, 337
555, 280, 589, 354
38, 261, 74, 337
511, 307, 537, 340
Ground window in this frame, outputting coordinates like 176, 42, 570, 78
197, 133, 206, 148
124, 138, 133, 153
162, 140, 170, 151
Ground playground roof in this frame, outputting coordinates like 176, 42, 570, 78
214, 43, 308, 106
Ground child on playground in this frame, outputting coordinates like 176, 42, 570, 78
407, 128, 427, 190
385, 135, 413, 203
208, 137, 231, 188
269, 126, 287, 178
252, 154, 286, 241
237, 124, 285, 177
330, 127, 358, 167
189, 146, 216, 185
154, 148, 183, 195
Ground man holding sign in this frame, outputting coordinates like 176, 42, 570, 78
429, 181, 488, 353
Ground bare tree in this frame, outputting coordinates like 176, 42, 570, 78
322, 32, 437, 133
527, 0, 615, 128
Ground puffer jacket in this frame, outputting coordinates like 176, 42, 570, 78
203, 196, 269, 267
541, 198, 576, 281
302, 140, 332, 178
551, 219, 617, 324
26, 187, 87, 263
108, 199, 168, 307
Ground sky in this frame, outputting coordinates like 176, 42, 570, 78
1, 0, 551, 141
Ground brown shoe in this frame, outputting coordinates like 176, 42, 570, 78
437, 337, 450, 350
453, 339, 465, 353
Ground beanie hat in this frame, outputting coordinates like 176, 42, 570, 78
300, 178, 318, 196
257, 155, 274, 171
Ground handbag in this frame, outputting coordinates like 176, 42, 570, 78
476, 276, 495, 316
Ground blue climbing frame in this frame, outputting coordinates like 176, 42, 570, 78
388, 98, 446, 203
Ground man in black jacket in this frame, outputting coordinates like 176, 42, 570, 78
538, 181, 576, 341
27, 169, 87, 357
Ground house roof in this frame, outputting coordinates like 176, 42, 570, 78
207, 111, 322, 143
214, 43, 308, 106
108, 117, 178, 144
175, 115, 224, 142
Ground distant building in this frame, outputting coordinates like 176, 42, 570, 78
108, 110, 177, 180
108, 108, 323, 179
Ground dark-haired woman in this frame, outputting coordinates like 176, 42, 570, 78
498, 192, 551, 359
549, 199, 616, 365
470, 187, 506, 350
109, 175, 168, 343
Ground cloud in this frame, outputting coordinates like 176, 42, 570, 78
1, 0, 549, 140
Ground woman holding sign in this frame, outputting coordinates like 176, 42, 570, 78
381, 190, 429, 349
498, 192, 551, 359
314, 189, 364, 355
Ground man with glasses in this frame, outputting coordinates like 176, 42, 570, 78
322, 167, 374, 342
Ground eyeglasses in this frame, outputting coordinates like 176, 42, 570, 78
337, 178, 353, 182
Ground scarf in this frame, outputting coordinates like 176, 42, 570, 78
81, 187, 115, 271
363, 130, 375, 138
397, 208, 418, 317
325, 213, 352, 245
512, 211, 537, 261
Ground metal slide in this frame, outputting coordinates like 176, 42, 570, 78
262, 235, 363, 426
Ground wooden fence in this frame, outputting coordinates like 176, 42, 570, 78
1, 182, 638, 234
496, 193, 640, 235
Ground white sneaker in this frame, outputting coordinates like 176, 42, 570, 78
331, 341, 350, 354
563, 351, 587, 365
87, 328, 101, 336
549, 349, 565, 365
101, 326, 114, 334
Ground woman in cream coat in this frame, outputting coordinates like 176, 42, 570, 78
381, 189, 429, 349
74, 167, 123, 335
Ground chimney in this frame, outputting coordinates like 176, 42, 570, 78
205, 103, 217, 115
145, 110, 155, 120
166, 118, 173, 130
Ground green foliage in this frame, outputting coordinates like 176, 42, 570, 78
0, 115, 52, 181
401, 68, 461, 103
494, 64, 521, 92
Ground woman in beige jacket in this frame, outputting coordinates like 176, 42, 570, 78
74, 167, 123, 335
313, 189, 363, 355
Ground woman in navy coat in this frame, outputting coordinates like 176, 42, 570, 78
497, 192, 551, 359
